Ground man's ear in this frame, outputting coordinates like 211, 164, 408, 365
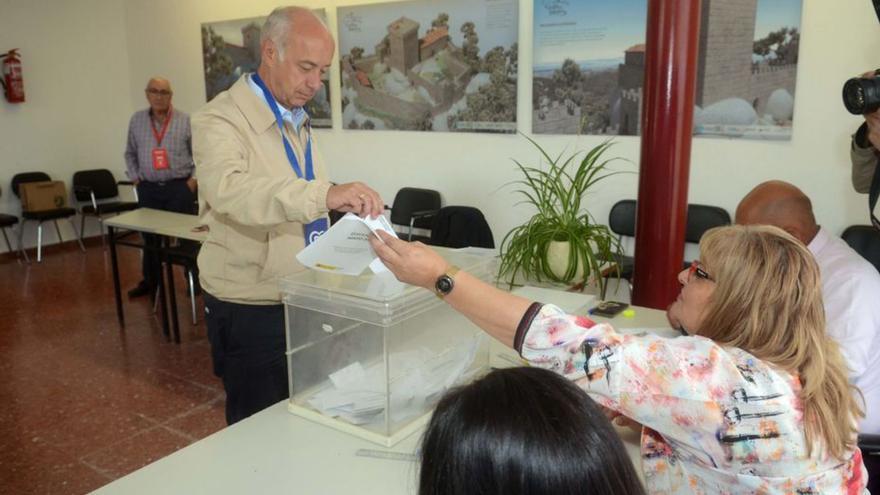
261, 40, 276, 67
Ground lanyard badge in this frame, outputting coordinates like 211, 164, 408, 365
252, 73, 327, 245
150, 108, 173, 170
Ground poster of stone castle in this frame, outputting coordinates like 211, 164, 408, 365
694, 0, 802, 140
531, 0, 801, 140
532, 0, 647, 136
200, 11, 332, 128
337, 0, 518, 132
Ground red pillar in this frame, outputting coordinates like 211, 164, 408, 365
631, 0, 702, 309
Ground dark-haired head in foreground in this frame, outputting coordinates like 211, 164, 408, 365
418, 366, 645, 495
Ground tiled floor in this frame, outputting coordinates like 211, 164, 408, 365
0, 240, 226, 494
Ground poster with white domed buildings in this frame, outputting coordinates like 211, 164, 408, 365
337, 0, 519, 132
531, 0, 802, 140
693, 0, 802, 140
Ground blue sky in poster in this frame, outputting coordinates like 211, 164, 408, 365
337, 0, 518, 57
533, 0, 647, 67
754, 0, 802, 39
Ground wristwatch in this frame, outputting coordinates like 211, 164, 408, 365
434, 265, 460, 298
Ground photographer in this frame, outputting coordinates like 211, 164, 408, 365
850, 72, 880, 193
846, 70, 880, 228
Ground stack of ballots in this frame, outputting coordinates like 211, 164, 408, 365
307, 334, 485, 425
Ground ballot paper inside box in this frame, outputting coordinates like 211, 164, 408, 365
281, 247, 496, 447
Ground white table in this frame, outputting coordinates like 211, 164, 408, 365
92, 300, 675, 495
104, 208, 207, 342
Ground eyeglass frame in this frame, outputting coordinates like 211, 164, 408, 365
145, 88, 172, 97
688, 260, 714, 282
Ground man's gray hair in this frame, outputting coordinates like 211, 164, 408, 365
260, 6, 327, 61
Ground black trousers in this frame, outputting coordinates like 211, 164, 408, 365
204, 293, 288, 425
136, 179, 196, 288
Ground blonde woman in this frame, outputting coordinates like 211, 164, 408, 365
370, 225, 868, 493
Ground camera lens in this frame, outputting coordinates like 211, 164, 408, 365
843, 76, 880, 114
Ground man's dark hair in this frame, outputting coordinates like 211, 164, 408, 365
418, 367, 646, 495
874, 0, 880, 23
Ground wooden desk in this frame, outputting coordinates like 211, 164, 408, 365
104, 208, 207, 343
91, 299, 674, 494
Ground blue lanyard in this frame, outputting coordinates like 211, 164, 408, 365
251, 73, 314, 180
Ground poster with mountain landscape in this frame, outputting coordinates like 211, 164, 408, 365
200, 10, 332, 128
532, 0, 647, 135
337, 0, 519, 132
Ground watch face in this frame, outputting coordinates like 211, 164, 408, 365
436, 275, 454, 295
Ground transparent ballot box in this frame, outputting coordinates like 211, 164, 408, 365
281, 248, 495, 447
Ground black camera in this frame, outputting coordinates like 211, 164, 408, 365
843, 72, 880, 115
842, 1, 880, 114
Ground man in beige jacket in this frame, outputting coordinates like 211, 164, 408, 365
193, 6, 383, 424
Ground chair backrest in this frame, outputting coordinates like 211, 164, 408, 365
73, 169, 119, 201
11, 172, 51, 198
608, 200, 636, 237
390, 187, 441, 229
429, 206, 495, 249
684, 203, 731, 243
842, 225, 880, 273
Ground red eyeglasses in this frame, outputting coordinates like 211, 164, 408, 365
688, 260, 714, 282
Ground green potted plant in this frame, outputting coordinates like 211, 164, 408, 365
498, 135, 625, 297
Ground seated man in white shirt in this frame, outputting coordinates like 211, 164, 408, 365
735, 180, 880, 434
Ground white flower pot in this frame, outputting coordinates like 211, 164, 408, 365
546, 240, 585, 281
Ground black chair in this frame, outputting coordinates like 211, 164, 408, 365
607, 199, 636, 281
841, 225, 880, 272
859, 433, 880, 494
428, 206, 495, 249
152, 241, 201, 325
683, 203, 731, 266
386, 187, 441, 242
72, 169, 138, 245
12, 172, 85, 262
0, 185, 28, 263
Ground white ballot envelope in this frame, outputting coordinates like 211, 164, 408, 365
296, 213, 398, 275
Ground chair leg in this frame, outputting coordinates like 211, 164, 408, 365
18, 221, 31, 264
99, 217, 107, 250
53, 219, 64, 246
1, 227, 14, 260
153, 286, 160, 314
80, 214, 86, 242
188, 269, 197, 325
68, 217, 86, 252
37, 222, 43, 263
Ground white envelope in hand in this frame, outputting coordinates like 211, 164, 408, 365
295, 213, 398, 276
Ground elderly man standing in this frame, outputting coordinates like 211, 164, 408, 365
193, 6, 383, 424
124, 77, 197, 298
733, 180, 880, 435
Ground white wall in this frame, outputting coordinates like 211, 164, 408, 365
0, 0, 134, 251
2, 0, 880, 255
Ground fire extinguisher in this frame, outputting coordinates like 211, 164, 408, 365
1, 49, 25, 103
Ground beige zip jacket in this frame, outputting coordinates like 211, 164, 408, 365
851, 123, 877, 194
192, 75, 332, 304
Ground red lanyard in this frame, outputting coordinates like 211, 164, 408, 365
150, 106, 173, 147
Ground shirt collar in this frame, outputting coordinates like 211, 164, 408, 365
246, 73, 308, 132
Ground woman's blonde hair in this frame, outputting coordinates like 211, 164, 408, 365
697, 225, 862, 459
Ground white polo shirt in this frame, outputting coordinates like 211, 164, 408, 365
809, 226, 880, 434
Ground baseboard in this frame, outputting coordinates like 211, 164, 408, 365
0, 235, 105, 265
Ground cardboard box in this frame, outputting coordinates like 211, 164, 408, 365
20, 181, 69, 212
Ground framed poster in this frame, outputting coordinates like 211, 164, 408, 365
694, 0, 802, 140
532, 0, 647, 136
200, 10, 332, 128
338, 0, 519, 132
